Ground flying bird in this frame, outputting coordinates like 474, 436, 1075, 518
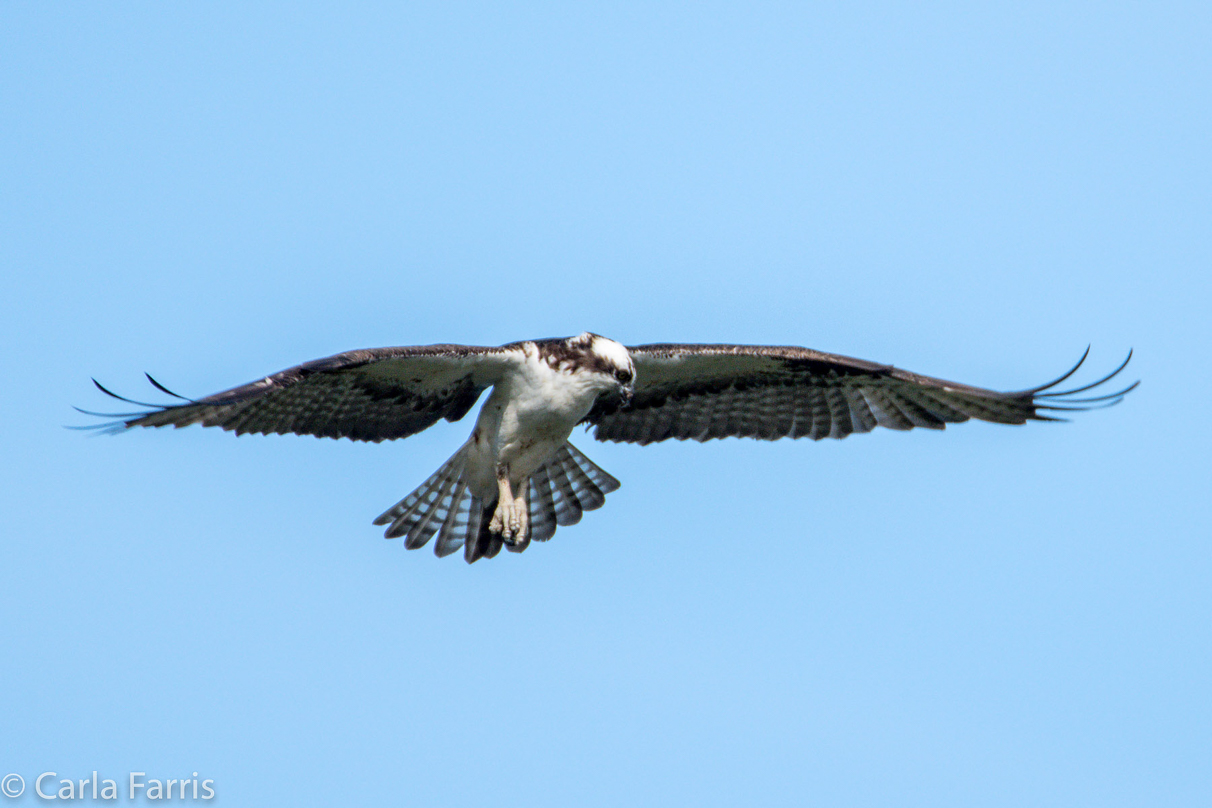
80, 333, 1135, 563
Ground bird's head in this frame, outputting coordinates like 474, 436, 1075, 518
568, 332, 635, 405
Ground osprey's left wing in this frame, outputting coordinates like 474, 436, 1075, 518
79, 345, 514, 443
586, 344, 1135, 445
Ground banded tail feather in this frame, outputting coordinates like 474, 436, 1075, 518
375, 441, 621, 563
373, 446, 484, 557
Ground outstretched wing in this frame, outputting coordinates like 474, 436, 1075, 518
587, 344, 1135, 445
78, 345, 516, 443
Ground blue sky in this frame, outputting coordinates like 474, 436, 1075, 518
1, 3, 1209, 806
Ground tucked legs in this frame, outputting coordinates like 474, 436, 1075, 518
488, 467, 529, 545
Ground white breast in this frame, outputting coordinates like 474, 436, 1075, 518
464, 343, 608, 494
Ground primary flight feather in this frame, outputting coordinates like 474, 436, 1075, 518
80, 333, 1136, 563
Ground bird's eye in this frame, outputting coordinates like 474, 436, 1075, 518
616, 368, 633, 384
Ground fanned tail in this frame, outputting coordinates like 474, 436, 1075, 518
374, 440, 620, 564
523, 441, 620, 545
373, 445, 488, 560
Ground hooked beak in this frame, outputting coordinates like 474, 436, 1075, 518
619, 383, 634, 407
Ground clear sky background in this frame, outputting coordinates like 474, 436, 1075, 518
2, 3, 1209, 806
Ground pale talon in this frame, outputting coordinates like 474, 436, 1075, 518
487, 482, 530, 547
511, 492, 529, 544
489, 469, 516, 539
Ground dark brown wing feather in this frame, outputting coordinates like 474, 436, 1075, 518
82, 345, 514, 443
587, 344, 1135, 445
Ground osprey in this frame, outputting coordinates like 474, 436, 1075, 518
81, 333, 1135, 563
